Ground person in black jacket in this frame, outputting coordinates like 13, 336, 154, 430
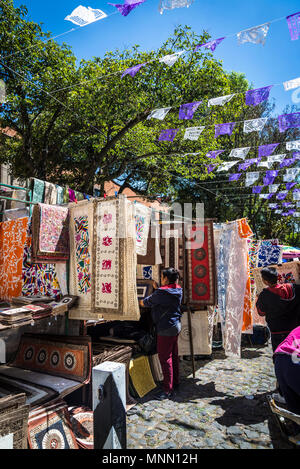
139, 267, 183, 400
256, 266, 300, 353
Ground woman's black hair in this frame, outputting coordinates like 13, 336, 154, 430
161, 267, 180, 284
261, 266, 278, 285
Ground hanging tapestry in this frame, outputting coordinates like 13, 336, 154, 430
56, 186, 64, 205
22, 224, 62, 301
92, 197, 140, 320
68, 406, 93, 449
32, 204, 69, 262
160, 222, 185, 294
69, 200, 94, 320
32, 178, 45, 204
186, 219, 216, 306
253, 261, 300, 295
43, 182, 57, 205
238, 220, 253, 334
257, 244, 283, 267
28, 400, 78, 449
183, 126, 205, 140
134, 203, 152, 256
0, 217, 28, 301
137, 218, 162, 265
136, 265, 160, 283
178, 310, 214, 356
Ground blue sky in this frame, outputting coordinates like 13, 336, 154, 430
14, 0, 300, 113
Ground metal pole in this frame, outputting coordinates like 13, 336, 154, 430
187, 306, 196, 379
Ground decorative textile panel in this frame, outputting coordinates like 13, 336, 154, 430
134, 203, 152, 256
32, 178, 45, 204
137, 218, 162, 265
186, 220, 216, 306
32, 204, 69, 262
68, 406, 93, 449
178, 310, 215, 356
22, 223, 62, 300
257, 243, 283, 267
12, 334, 91, 383
0, 217, 28, 301
43, 182, 57, 205
129, 356, 156, 398
160, 222, 185, 293
69, 200, 94, 320
28, 399, 78, 449
238, 219, 253, 334
92, 197, 140, 320
253, 261, 300, 295
136, 264, 160, 283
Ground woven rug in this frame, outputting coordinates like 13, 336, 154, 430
253, 261, 300, 295
32, 204, 69, 262
0, 374, 57, 407
28, 399, 78, 449
178, 310, 213, 356
186, 220, 216, 306
69, 200, 94, 320
12, 334, 91, 384
136, 279, 154, 300
0, 217, 28, 301
0, 394, 29, 449
149, 354, 163, 382
68, 406, 93, 449
129, 356, 156, 398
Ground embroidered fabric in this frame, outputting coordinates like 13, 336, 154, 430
134, 203, 152, 256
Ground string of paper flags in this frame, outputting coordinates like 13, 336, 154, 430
50, 9, 300, 94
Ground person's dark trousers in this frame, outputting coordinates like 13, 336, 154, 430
274, 353, 300, 416
157, 334, 179, 394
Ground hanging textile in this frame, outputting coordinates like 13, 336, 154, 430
237, 23, 270, 45
238, 220, 253, 334
245, 86, 272, 106
32, 178, 45, 204
186, 220, 216, 306
238, 159, 257, 171
252, 186, 263, 194
215, 122, 236, 138
109, 0, 146, 17
137, 216, 162, 265
44, 182, 57, 205
208, 94, 234, 107
253, 261, 300, 295
134, 203, 152, 256
244, 117, 267, 133
56, 186, 64, 205
278, 112, 300, 133
178, 310, 215, 356
258, 143, 279, 158
69, 200, 94, 320
183, 126, 205, 140
11, 190, 27, 210
248, 239, 265, 326
293, 189, 300, 200
160, 222, 185, 294
0, 217, 28, 301
205, 164, 216, 174
159, 51, 184, 66
147, 107, 171, 120
92, 197, 140, 320
65, 5, 107, 25
280, 158, 296, 168
269, 184, 280, 193
268, 154, 286, 164
286, 182, 296, 190
31, 204, 69, 262
158, 0, 194, 14
257, 243, 283, 268
137, 264, 160, 283
258, 160, 272, 169
229, 147, 250, 159
22, 223, 63, 300
229, 173, 241, 181
286, 11, 300, 41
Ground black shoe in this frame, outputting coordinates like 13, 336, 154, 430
173, 383, 180, 390
153, 391, 172, 401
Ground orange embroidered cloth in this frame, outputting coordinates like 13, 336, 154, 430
238, 219, 253, 333
0, 217, 28, 301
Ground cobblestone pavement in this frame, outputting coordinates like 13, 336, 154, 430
127, 344, 294, 449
